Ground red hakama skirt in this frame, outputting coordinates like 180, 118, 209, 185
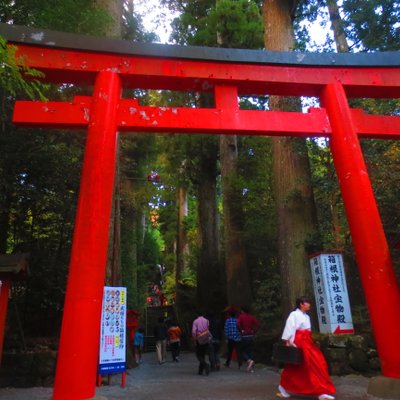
280, 329, 336, 396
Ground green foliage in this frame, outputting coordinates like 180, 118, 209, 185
134, 227, 165, 308
0, 36, 48, 100
307, 139, 347, 249
295, 0, 400, 52
252, 271, 282, 331
168, 0, 263, 48
342, 0, 400, 51
361, 139, 400, 276
200, 0, 263, 48
0, 0, 113, 36
237, 135, 280, 313
1, 131, 84, 335
139, 227, 164, 265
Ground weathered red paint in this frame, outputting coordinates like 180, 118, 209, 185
321, 83, 400, 378
12, 97, 400, 139
6, 39, 400, 398
14, 44, 400, 98
52, 71, 121, 400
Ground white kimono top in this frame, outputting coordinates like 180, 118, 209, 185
281, 308, 311, 344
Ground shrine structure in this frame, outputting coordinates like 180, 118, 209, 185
0, 23, 399, 400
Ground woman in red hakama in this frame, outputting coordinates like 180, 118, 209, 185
277, 297, 336, 400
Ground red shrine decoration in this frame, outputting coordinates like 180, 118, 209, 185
148, 171, 160, 182
126, 308, 140, 342
1, 23, 400, 400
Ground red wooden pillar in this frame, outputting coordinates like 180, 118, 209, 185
320, 83, 400, 378
0, 280, 10, 365
53, 70, 121, 400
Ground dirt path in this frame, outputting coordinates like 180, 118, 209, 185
0, 351, 382, 400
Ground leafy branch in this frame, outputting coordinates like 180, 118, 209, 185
0, 35, 48, 101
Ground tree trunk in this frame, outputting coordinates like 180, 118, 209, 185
220, 134, 252, 307
93, 0, 123, 38
263, 0, 318, 316
176, 186, 189, 282
0, 194, 11, 253
196, 138, 225, 312
106, 140, 122, 286
107, 169, 122, 286
330, 194, 344, 251
121, 177, 139, 307
326, 0, 350, 249
326, 0, 349, 53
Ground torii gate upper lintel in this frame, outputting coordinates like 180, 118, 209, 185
1, 23, 399, 400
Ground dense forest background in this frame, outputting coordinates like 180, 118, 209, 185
0, 0, 399, 344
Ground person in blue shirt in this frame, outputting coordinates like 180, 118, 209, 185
133, 327, 145, 364
224, 309, 242, 368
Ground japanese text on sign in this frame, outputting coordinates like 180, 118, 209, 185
310, 253, 354, 334
99, 286, 127, 374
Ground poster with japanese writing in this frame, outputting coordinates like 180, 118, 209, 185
98, 286, 127, 374
310, 253, 354, 334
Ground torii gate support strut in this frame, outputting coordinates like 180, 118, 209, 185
1, 24, 399, 400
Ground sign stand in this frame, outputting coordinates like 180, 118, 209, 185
96, 371, 126, 388
98, 286, 127, 388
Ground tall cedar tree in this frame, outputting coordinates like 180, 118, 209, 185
163, 0, 226, 312
215, 0, 263, 308
263, 0, 319, 316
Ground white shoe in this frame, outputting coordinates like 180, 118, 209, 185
318, 395, 335, 400
277, 385, 291, 398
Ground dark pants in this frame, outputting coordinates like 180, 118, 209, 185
209, 340, 221, 370
195, 342, 210, 375
225, 339, 242, 367
240, 336, 255, 362
170, 341, 180, 361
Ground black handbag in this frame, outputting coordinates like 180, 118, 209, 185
272, 343, 303, 364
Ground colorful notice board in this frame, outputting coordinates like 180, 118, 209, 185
98, 286, 127, 374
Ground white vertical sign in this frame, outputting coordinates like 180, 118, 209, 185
310, 253, 354, 334
99, 286, 127, 374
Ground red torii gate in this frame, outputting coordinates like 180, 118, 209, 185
1, 24, 400, 400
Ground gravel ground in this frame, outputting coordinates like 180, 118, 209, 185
0, 351, 383, 400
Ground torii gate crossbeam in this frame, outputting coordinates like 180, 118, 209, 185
1, 24, 400, 400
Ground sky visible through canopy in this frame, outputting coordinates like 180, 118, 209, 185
134, 1, 333, 48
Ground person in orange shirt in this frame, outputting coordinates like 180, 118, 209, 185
168, 320, 182, 362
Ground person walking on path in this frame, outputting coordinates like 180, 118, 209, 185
276, 296, 336, 400
154, 316, 168, 364
224, 309, 242, 369
207, 311, 222, 371
133, 327, 144, 364
168, 320, 182, 362
192, 311, 212, 375
237, 306, 260, 372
